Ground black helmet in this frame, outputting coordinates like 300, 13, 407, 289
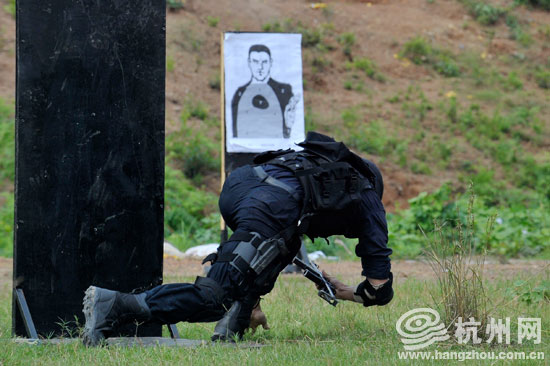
363, 159, 384, 200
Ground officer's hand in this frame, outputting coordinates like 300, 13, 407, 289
249, 302, 270, 334
321, 270, 355, 301
353, 273, 394, 307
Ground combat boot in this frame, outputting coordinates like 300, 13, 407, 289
82, 286, 151, 346
211, 301, 242, 342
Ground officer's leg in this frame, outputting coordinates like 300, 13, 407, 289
83, 275, 229, 346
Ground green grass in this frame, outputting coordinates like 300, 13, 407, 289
0, 270, 547, 365
399, 37, 461, 77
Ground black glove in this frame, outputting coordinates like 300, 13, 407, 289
353, 272, 393, 307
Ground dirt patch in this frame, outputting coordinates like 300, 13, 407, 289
1, 257, 546, 288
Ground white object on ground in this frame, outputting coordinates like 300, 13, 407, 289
163, 242, 186, 258
308, 251, 326, 261
184, 243, 220, 258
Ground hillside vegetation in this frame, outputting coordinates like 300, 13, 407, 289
0, 0, 548, 258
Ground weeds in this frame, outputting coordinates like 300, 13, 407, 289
338, 32, 356, 60
166, 101, 219, 182
0, 99, 14, 181
425, 188, 490, 332
348, 57, 386, 82
463, 0, 506, 25
166, 55, 175, 73
167, 0, 184, 11
206, 16, 219, 28
3, 0, 15, 18
534, 68, 550, 89
515, 0, 550, 11
399, 37, 461, 77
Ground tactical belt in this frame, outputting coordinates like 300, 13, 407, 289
203, 229, 294, 284
253, 166, 301, 202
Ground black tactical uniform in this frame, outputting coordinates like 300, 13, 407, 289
82, 132, 393, 346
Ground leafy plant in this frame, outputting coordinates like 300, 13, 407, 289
3, 0, 15, 18
206, 16, 219, 28
338, 32, 356, 60
465, 1, 505, 25
349, 57, 386, 82
166, 105, 219, 182
0, 99, 14, 181
515, 0, 550, 10
400, 37, 432, 65
0, 193, 13, 257
164, 166, 219, 252
510, 280, 550, 305
167, 0, 184, 11
166, 55, 175, 73
534, 69, 550, 89
400, 37, 461, 77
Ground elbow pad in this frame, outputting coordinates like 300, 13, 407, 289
354, 272, 394, 307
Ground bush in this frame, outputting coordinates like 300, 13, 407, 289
468, 1, 505, 25
3, 0, 15, 18
167, 0, 184, 11
164, 166, 219, 251
534, 69, 550, 89
389, 181, 550, 258
206, 16, 219, 28
400, 37, 432, 65
350, 57, 386, 82
0, 193, 13, 257
338, 32, 356, 59
515, 0, 550, 10
400, 37, 461, 77
166, 113, 219, 182
0, 99, 14, 181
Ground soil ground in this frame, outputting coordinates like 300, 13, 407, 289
1, 256, 547, 289
1, 0, 549, 211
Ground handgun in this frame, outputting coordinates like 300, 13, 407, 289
293, 257, 338, 306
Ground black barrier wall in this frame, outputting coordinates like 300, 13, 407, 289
14, 0, 165, 337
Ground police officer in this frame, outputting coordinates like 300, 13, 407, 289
82, 132, 393, 346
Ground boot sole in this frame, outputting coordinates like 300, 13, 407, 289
82, 286, 103, 346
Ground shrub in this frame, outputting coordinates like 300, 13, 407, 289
166, 113, 219, 181
0, 193, 13, 257
400, 37, 461, 77
469, 1, 505, 25
433, 55, 461, 77
3, 0, 15, 18
400, 37, 432, 65
534, 69, 550, 89
164, 166, 219, 251
502, 71, 523, 91
338, 32, 356, 59
350, 57, 386, 82
347, 120, 400, 157
206, 16, 219, 28
167, 0, 184, 11
0, 99, 14, 182
515, 0, 550, 11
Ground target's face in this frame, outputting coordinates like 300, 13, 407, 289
248, 51, 272, 82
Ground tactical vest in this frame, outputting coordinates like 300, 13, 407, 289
253, 147, 375, 234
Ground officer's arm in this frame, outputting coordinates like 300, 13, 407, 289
347, 190, 394, 306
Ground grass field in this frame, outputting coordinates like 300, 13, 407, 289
0, 260, 547, 366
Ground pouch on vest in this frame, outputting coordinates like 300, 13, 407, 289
296, 161, 363, 212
